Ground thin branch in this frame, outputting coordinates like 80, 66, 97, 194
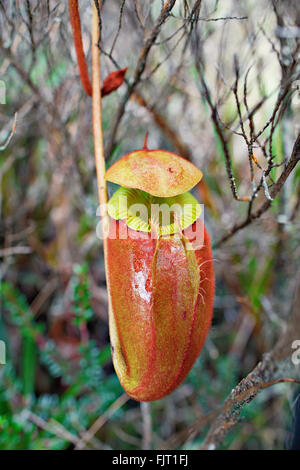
109, 0, 126, 56
0, 113, 17, 151
75, 393, 129, 450
105, 0, 177, 158
201, 375, 300, 449
26, 411, 81, 446
195, 61, 250, 202
214, 131, 300, 248
0, 246, 32, 257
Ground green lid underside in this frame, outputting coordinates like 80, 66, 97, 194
107, 187, 202, 236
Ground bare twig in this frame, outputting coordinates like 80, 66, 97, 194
195, 61, 250, 202
0, 113, 17, 151
159, 409, 219, 450
0, 246, 32, 257
75, 393, 129, 450
26, 411, 81, 446
105, 0, 177, 157
215, 132, 300, 248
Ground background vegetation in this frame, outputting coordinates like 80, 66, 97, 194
0, 0, 299, 450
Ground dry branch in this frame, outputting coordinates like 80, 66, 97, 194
200, 271, 300, 449
215, 131, 300, 248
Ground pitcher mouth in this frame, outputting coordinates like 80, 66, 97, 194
107, 186, 202, 236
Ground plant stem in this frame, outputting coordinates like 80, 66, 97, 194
91, 2, 110, 279
91, 3, 106, 207
141, 402, 152, 450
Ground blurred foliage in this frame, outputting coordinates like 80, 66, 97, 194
0, 274, 296, 449
0, 277, 124, 450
